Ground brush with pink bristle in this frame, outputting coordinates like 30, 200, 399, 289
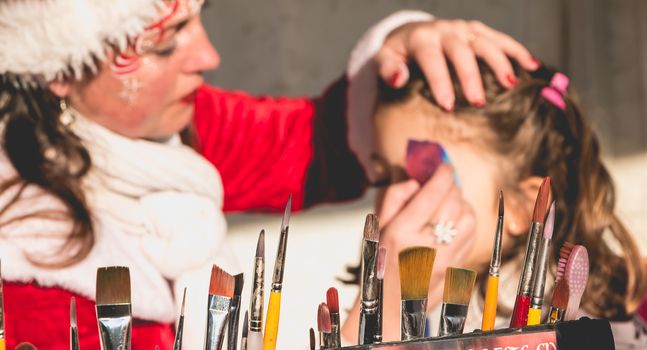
548, 242, 589, 322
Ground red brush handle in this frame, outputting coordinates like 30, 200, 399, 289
510, 295, 531, 327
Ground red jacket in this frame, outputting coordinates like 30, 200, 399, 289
4, 79, 366, 349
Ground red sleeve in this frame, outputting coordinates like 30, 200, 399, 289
193, 78, 367, 213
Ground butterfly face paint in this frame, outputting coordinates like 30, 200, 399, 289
406, 139, 461, 186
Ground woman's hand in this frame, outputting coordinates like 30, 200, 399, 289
375, 19, 540, 111
376, 164, 476, 341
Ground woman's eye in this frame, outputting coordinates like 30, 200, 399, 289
154, 43, 177, 57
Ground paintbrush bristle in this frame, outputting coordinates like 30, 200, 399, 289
256, 230, 265, 258
281, 194, 292, 232
309, 328, 316, 350
326, 287, 339, 314
96, 266, 131, 305
443, 267, 477, 305
544, 201, 556, 240
555, 242, 575, 284
209, 264, 235, 298
377, 246, 387, 280
550, 279, 569, 309
398, 246, 436, 300
15, 343, 36, 350
234, 273, 245, 296
532, 177, 551, 222
70, 297, 77, 327
363, 214, 379, 242
498, 191, 504, 217
242, 311, 249, 337
317, 303, 332, 333
180, 287, 187, 316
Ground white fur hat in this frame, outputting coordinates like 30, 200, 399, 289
0, 0, 162, 87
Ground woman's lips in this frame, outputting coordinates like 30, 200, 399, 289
181, 90, 197, 104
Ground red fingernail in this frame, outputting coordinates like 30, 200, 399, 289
473, 99, 486, 107
507, 74, 518, 86
531, 57, 541, 69
389, 70, 401, 87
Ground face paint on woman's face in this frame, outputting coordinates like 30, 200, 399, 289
68, 0, 219, 139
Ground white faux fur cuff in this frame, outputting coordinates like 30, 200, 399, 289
346, 10, 434, 174
0, 0, 161, 86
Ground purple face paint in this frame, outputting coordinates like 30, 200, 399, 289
406, 139, 459, 186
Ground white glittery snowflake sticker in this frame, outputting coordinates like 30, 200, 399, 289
434, 221, 457, 244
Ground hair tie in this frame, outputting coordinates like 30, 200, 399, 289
541, 72, 569, 110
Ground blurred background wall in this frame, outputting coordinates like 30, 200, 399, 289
201, 1, 647, 348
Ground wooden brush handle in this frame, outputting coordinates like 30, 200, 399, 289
527, 307, 542, 326
481, 275, 498, 331
263, 291, 281, 350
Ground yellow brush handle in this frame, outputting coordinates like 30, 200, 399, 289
0, 338, 5, 350
263, 291, 281, 350
481, 275, 498, 331
527, 307, 542, 326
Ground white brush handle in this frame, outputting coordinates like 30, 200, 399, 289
246, 331, 263, 350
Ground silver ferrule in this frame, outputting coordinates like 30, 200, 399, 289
548, 306, 564, 324
250, 257, 264, 332
488, 216, 504, 276
246, 331, 263, 350
358, 309, 379, 345
272, 228, 289, 287
319, 332, 327, 349
70, 326, 80, 350
530, 236, 552, 308
437, 303, 468, 337
96, 304, 132, 350
517, 221, 544, 296
204, 294, 232, 350
329, 312, 341, 348
226, 295, 241, 350
400, 299, 427, 341
360, 240, 379, 307
172, 315, 184, 350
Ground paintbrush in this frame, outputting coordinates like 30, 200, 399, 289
481, 191, 504, 331
96, 266, 132, 350
563, 245, 589, 321
375, 246, 387, 343
204, 264, 235, 350
172, 287, 187, 350
227, 273, 244, 350
510, 177, 551, 327
317, 303, 332, 349
248, 230, 265, 350
241, 311, 249, 350
326, 288, 341, 347
264, 195, 292, 350
14, 343, 36, 350
528, 202, 556, 325
70, 297, 79, 350
438, 267, 477, 336
309, 328, 316, 350
399, 246, 436, 340
548, 242, 572, 323
358, 214, 380, 345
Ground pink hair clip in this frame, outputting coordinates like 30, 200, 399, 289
541, 72, 569, 110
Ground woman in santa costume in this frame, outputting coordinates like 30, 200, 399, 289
0, 0, 537, 348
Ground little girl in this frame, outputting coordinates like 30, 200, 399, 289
342, 61, 646, 349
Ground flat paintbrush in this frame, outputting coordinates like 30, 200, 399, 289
481, 191, 503, 331
248, 230, 265, 350
70, 297, 79, 350
96, 266, 132, 350
264, 195, 292, 350
548, 242, 572, 323
528, 202, 556, 325
358, 214, 380, 345
227, 273, 244, 350
510, 177, 551, 327
399, 246, 436, 340
326, 288, 341, 347
438, 267, 477, 336
173, 287, 187, 350
204, 264, 235, 350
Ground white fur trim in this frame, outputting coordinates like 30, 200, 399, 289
0, 0, 162, 86
346, 10, 434, 174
